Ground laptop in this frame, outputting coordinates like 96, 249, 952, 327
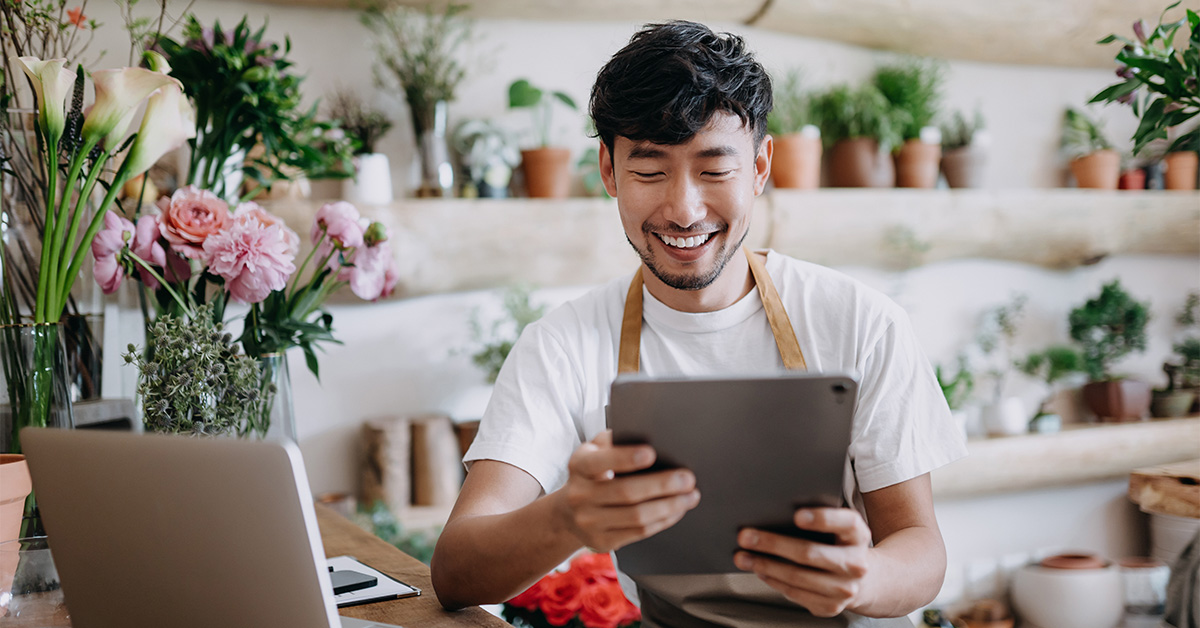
20, 428, 406, 628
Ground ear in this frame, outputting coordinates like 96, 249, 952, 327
599, 141, 618, 198
753, 135, 773, 196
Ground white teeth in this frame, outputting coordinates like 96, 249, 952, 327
658, 233, 710, 249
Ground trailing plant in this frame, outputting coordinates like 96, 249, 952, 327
872, 59, 944, 141
767, 69, 820, 136
1091, 1, 1200, 155
469, 285, 546, 383
508, 78, 578, 148
1061, 107, 1115, 160
810, 84, 904, 152
935, 355, 975, 411
940, 109, 985, 150
1068, 280, 1150, 381
326, 88, 393, 155
976, 294, 1028, 401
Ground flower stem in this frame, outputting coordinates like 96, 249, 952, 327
125, 252, 192, 317
35, 136, 61, 323
290, 231, 325, 296
56, 158, 133, 318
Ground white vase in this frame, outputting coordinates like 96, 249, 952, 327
1011, 560, 1123, 628
981, 397, 1028, 436
342, 153, 393, 205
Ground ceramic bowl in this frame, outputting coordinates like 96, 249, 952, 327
1011, 559, 1123, 628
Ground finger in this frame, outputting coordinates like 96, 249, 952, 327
737, 529, 868, 577
733, 551, 862, 601
569, 442, 656, 479
794, 508, 872, 546
755, 573, 852, 618
591, 489, 701, 529
597, 491, 700, 548
591, 430, 613, 447
589, 469, 696, 505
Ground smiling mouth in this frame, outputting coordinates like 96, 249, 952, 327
656, 232, 715, 249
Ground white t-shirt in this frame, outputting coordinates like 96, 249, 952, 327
463, 250, 967, 613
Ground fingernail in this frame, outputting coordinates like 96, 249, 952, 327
635, 449, 653, 465
742, 531, 759, 547
675, 472, 692, 489
735, 553, 754, 569
796, 510, 814, 525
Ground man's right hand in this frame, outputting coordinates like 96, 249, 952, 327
554, 430, 701, 552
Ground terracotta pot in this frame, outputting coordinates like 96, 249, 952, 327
941, 146, 986, 188
1082, 379, 1152, 421
1069, 149, 1120, 189
1118, 168, 1146, 190
0, 455, 31, 543
894, 139, 941, 188
520, 147, 572, 199
1151, 389, 1196, 418
828, 138, 894, 188
771, 133, 822, 189
1164, 151, 1198, 190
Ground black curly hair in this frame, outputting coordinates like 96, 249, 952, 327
589, 21, 773, 154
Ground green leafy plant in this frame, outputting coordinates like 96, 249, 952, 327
453, 118, 519, 189
577, 146, 610, 198
936, 356, 975, 411
1168, 292, 1200, 389
1090, 2, 1200, 155
767, 69, 820, 136
326, 89, 393, 155
353, 501, 439, 565
469, 286, 547, 383
872, 59, 944, 142
1068, 280, 1150, 381
810, 84, 904, 152
125, 302, 268, 437
976, 294, 1028, 401
1061, 107, 1115, 160
940, 109, 985, 150
508, 79, 578, 148
1018, 346, 1086, 419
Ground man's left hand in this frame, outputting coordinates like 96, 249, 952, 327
734, 507, 873, 617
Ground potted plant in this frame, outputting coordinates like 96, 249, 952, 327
935, 355, 975, 437
939, 109, 988, 188
328, 89, 394, 205
1091, 2, 1199, 190
453, 119, 520, 198
362, 3, 473, 198
975, 295, 1031, 436
767, 69, 822, 189
509, 78, 578, 198
1069, 280, 1152, 421
1118, 152, 1147, 190
1155, 292, 1200, 417
1018, 346, 1086, 432
811, 84, 903, 187
1061, 107, 1120, 189
873, 60, 945, 188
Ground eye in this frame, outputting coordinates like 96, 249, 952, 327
703, 170, 733, 178
633, 171, 663, 179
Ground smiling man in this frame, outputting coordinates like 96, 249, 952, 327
431, 21, 966, 627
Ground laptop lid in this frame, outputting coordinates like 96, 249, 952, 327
21, 428, 342, 628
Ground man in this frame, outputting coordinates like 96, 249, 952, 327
431, 21, 966, 626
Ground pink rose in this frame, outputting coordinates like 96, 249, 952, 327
341, 240, 399, 302
91, 212, 135, 294
234, 201, 300, 256
203, 211, 296, 304
311, 201, 365, 253
156, 185, 230, 260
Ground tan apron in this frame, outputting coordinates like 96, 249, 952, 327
614, 248, 909, 628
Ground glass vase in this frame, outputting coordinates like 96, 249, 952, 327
253, 353, 296, 443
0, 537, 70, 627
409, 99, 454, 198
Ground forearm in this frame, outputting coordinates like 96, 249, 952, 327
850, 525, 946, 617
431, 490, 583, 610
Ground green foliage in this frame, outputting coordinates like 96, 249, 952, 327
935, 356, 975, 410
1177, 291, 1199, 326
810, 84, 904, 152
159, 15, 355, 201
577, 146, 610, 198
872, 59, 944, 141
1068, 280, 1150, 381
976, 294, 1028, 399
1061, 107, 1115, 160
126, 302, 268, 437
1018, 346, 1086, 385
354, 501, 439, 565
1171, 292, 1200, 389
940, 109, 985, 150
326, 89, 393, 155
470, 286, 547, 383
508, 78, 578, 148
1091, 2, 1200, 155
767, 69, 820, 136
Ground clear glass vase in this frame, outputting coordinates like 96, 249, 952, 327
0, 536, 70, 626
409, 99, 454, 198
253, 353, 296, 443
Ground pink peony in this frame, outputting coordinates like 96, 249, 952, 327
341, 240, 399, 302
156, 185, 230, 260
234, 201, 300, 256
91, 212, 135, 294
130, 215, 192, 289
203, 211, 296, 304
311, 201, 365, 252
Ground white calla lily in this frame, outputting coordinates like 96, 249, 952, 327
82, 67, 179, 152
143, 50, 172, 74
15, 56, 75, 144
124, 82, 196, 177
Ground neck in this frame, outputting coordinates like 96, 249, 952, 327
642, 250, 755, 313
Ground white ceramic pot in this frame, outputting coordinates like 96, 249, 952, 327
342, 153, 393, 205
981, 397, 1027, 436
1011, 560, 1123, 628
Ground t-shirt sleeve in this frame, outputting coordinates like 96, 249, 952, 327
849, 308, 968, 493
462, 320, 583, 495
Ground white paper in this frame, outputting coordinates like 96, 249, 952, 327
327, 555, 420, 608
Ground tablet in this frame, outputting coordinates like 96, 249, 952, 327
609, 371, 857, 576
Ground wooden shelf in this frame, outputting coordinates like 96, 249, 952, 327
262, 190, 1200, 301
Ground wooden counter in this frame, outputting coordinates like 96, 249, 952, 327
317, 505, 510, 627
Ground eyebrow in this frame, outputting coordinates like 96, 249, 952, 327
624, 144, 740, 161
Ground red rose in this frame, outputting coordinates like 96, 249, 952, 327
619, 594, 642, 625
538, 570, 584, 626
579, 581, 630, 628
570, 552, 619, 584
506, 579, 544, 610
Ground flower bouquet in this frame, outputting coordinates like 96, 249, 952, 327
503, 552, 641, 628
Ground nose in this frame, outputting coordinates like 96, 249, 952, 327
660, 173, 706, 228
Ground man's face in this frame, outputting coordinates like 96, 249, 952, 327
600, 112, 771, 292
